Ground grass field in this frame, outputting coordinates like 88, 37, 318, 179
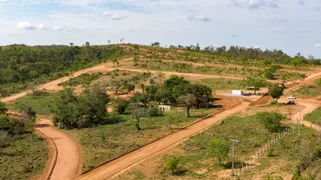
288, 78, 321, 98
0, 132, 48, 180
65, 108, 214, 172
118, 114, 321, 180
241, 127, 321, 179
191, 78, 245, 90
7, 92, 56, 117
117, 115, 274, 179
305, 107, 321, 125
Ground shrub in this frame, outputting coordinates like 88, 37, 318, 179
148, 107, 163, 117
117, 100, 129, 115
163, 156, 180, 174
267, 148, 274, 157
256, 112, 285, 132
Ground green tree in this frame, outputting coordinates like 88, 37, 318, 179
256, 112, 284, 132
19, 105, 36, 126
244, 77, 267, 95
124, 83, 135, 93
177, 94, 196, 117
268, 84, 284, 101
0, 102, 8, 114
207, 138, 230, 166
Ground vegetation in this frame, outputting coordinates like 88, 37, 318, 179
207, 138, 230, 165
60, 73, 102, 87
256, 112, 285, 133
51, 87, 109, 129
243, 77, 268, 94
193, 78, 244, 90
305, 107, 321, 126
0, 44, 124, 97
289, 78, 321, 98
163, 156, 181, 174
0, 103, 47, 179
269, 84, 284, 101
66, 108, 213, 172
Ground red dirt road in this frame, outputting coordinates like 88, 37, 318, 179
76, 101, 249, 180
36, 119, 82, 180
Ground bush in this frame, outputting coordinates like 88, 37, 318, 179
256, 112, 285, 132
117, 100, 129, 115
148, 107, 163, 117
267, 148, 274, 157
163, 156, 180, 174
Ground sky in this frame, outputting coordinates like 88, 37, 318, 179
0, 0, 321, 58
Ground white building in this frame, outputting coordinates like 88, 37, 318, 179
232, 90, 243, 96
158, 105, 171, 111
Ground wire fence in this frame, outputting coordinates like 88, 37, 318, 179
229, 125, 294, 179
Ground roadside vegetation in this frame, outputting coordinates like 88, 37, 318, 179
0, 102, 47, 179
305, 107, 321, 126
288, 78, 321, 98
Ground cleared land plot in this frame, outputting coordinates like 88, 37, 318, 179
117, 115, 274, 180
66, 108, 214, 172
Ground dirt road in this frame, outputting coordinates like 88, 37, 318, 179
36, 119, 82, 180
76, 101, 249, 180
139, 59, 312, 75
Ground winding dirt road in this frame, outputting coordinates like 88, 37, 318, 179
36, 119, 82, 180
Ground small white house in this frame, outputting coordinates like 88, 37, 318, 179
158, 105, 171, 112
232, 90, 243, 96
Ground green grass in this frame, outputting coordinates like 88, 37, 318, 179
146, 115, 273, 179
8, 93, 56, 116
242, 127, 321, 179
65, 108, 214, 172
0, 133, 48, 180
192, 78, 245, 90
305, 107, 321, 125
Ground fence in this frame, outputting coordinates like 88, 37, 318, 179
229, 125, 293, 179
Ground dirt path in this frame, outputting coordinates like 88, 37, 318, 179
139, 59, 312, 75
0, 58, 133, 103
36, 119, 82, 180
76, 101, 249, 180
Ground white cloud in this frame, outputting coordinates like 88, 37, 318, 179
102, 11, 127, 21
16, 21, 35, 30
53, 26, 64, 31
37, 24, 48, 30
187, 14, 213, 22
315, 44, 321, 47
232, 0, 279, 9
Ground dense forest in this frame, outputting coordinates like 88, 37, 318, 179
0, 44, 124, 97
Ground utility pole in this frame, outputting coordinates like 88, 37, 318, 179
230, 139, 239, 178
298, 110, 301, 136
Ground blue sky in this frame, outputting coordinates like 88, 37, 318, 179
0, 0, 320, 58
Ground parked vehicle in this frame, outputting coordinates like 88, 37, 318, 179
287, 101, 296, 105
288, 96, 296, 99
243, 93, 252, 96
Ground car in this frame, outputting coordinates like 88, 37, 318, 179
288, 95, 296, 99
242, 93, 252, 96
287, 101, 296, 105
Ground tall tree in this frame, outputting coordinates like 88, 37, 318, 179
177, 94, 196, 117
244, 77, 267, 95
268, 84, 284, 101
207, 138, 230, 166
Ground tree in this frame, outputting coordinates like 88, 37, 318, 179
244, 77, 267, 95
256, 112, 284, 132
109, 80, 123, 95
131, 104, 148, 130
19, 105, 36, 126
177, 94, 196, 117
207, 138, 230, 166
0, 102, 8, 114
117, 100, 129, 115
131, 93, 150, 108
268, 84, 284, 101
124, 83, 135, 93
